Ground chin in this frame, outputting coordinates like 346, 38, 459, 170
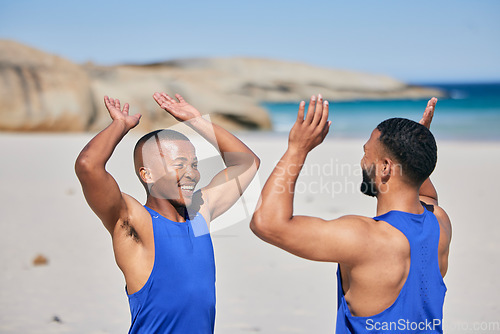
182, 198, 193, 207
170, 196, 192, 208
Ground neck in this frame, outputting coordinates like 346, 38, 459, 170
145, 196, 187, 222
375, 182, 424, 216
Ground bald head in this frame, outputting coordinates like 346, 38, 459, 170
133, 129, 192, 186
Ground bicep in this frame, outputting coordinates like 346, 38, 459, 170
201, 159, 259, 221
433, 205, 452, 277
256, 215, 369, 264
419, 178, 438, 203
77, 169, 128, 233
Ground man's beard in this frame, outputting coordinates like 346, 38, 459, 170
360, 165, 378, 197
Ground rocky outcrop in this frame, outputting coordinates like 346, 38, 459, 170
0, 40, 443, 132
0, 40, 95, 131
163, 58, 440, 103
84, 63, 273, 132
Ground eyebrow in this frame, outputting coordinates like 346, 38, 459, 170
172, 157, 198, 162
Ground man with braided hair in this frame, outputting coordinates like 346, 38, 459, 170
251, 96, 451, 333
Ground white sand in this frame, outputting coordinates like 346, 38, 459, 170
0, 132, 499, 333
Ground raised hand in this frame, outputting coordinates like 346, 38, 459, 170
153, 92, 202, 122
419, 97, 437, 129
104, 96, 141, 129
288, 94, 331, 153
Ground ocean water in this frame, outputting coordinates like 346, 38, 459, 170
263, 83, 500, 141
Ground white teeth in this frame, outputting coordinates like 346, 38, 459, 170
180, 185, 194, 191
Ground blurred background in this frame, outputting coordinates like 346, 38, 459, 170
1, 1, 499, 333
1, 0, 499, 139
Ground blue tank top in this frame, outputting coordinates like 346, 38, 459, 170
336, 207, 447, 333
127, 206, 216, 334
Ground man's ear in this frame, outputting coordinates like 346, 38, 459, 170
139, 167, 153, 183
381, 158, 393, 184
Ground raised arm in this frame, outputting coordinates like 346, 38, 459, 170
250, 95, 371, 263
418, 97, 439, 205
153, 93, 260, 221
418, 97, 452, 276
75, 97, 141, 234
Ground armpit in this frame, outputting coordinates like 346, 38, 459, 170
121, 220, 140, 243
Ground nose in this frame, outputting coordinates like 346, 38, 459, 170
184, 165, 199, 181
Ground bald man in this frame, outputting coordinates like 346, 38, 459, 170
75, 93, 260, 333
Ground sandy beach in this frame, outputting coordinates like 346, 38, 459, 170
0, 131, 499, 333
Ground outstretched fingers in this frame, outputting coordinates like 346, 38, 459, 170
312, 94, 324, 125
161, 92, 177, 104
104, 96, 121, 111
104, 96, 114, 107
426, 97, 437, 114
102, 96, 140, 127
296, 101, 306, 122
152, 92, 170, 108
319, 99, 329, 128
153, 92, 167, 106
420, 97, 438, 129
322, 120, 332, 137
304, 95, 317, 123
302, 94, 330, 129
175, 94, 186, 103
104, 95, 110, 107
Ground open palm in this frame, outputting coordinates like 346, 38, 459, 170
289, 95, 331, 153
419, 97, 437, 129
153, 92, 201, 122
104, 96, 141, 129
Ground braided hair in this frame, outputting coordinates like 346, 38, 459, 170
376, 118, 437, 186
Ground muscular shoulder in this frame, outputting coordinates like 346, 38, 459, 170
121, 193, 147, 216
341, 215, 411, 263
419, 200, 451, 241
433, 206, 452, 238
328, 215, 397, 263
335, 214, 374, 225
335, 215, 389, 236
431, 205, 452, 269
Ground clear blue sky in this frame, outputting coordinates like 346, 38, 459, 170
1, 0, 499, 83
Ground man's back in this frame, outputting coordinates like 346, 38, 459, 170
250, 96, 451, 333
336, 207, 446, 333
335, 214, 411, 317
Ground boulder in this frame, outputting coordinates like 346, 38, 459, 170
0, 40, 95, 131
84, 63, 273, 132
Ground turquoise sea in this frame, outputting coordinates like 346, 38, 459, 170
263, 83, 500, 141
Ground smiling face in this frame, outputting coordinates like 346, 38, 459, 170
137, 135, 200, 208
